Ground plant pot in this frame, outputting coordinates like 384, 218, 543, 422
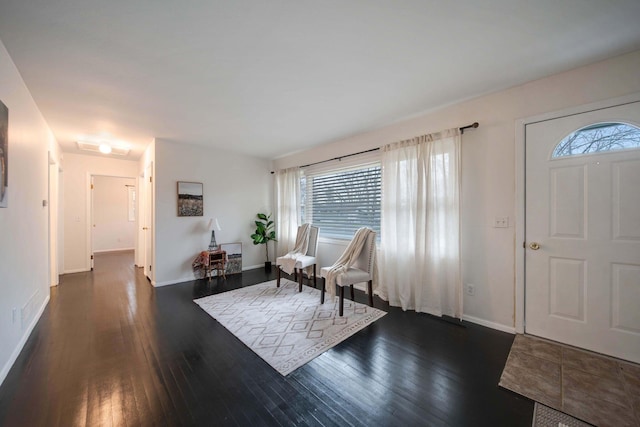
264, 261, 272, 272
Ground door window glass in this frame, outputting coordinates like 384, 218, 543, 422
552, 122, 640, 158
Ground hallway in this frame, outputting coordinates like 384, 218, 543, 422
0, 251, 532, 426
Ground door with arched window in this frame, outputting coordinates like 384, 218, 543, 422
525, 101, 640, 363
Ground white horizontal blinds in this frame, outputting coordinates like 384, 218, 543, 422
303, 160, 381, 240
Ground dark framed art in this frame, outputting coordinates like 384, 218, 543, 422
220, 242, 242, 274
177, 181, 203, 216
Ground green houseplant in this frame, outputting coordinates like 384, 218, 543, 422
251, 213, 277, 270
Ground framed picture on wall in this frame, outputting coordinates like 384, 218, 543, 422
220, 242, 242, 275
0, 100, 8, 208
177, 181, 203, 216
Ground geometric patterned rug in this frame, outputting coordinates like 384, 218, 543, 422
194, 279, 386, 376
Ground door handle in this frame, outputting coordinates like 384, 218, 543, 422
142, 227, 148, 230
529, 242, 540, 250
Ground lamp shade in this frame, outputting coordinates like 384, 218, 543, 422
208, 218, 222, 231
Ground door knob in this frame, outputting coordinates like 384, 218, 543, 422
142, 227, 148, 230
529, 242, 540, 250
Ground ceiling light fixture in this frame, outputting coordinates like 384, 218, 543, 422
98, 143, 112, 154
77, 140, 130, 156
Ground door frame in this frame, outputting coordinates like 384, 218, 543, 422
514, 92, 640, 334
85, 173, 138, 271
48, 152, 59, 286
143, 162, 154, 283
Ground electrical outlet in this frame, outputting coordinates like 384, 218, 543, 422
12, 308, 18, 324
493, 216, 509, 228
465, 284, 475, 296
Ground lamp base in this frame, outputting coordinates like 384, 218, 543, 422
208, 230, 218, 251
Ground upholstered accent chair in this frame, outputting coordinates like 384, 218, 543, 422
320, 230, 376, 316
275, 225, 320, 292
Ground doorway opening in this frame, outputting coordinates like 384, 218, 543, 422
89, 175, 137, 269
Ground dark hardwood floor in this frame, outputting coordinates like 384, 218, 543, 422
0, 251, 533, 426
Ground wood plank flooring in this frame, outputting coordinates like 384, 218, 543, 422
0, 251, 533, 426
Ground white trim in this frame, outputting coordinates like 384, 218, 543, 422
519, 93, 640, 126
152, 266, 269, 287
462, 314, 515, 334
63, 267, 91, 274
153, 278, 192, 287
514, 92, 640, 334
87, 173, 139, 273
0, 295, 50, 386
86, 172, 92, 271
515, 118, 526, 334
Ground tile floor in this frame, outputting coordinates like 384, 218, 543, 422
499, 334, 640, 427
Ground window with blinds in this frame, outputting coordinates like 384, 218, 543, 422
301, 163, 381, 240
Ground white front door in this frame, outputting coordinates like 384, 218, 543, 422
525, 101, 640, 363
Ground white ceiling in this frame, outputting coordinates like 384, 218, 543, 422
1, 0, 639, 160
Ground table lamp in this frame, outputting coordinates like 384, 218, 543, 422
208, 218, 221, 251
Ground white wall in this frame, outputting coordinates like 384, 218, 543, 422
274, 49, 640, 331
62, 153, 138, 273
92, 176, 136, 252
0, 39, 60, 385
154, 139, 272, 286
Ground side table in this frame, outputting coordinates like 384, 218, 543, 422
206, 250, 226, 280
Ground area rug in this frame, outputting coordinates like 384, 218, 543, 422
194, 279, 386, 376
532, 403, 592, 427
499, 334, 640, 426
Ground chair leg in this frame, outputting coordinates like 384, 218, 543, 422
298, 269, 303, 292
294, 269, 297, 282
350, 284, 355, 301
276, 266, 281, 287
339, 287, 344, 316
313, 264, 317, 288
368, 280, 373, 307
321, 278, 326, 303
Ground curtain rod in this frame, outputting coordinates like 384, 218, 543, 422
460, 122, 479, 134
270, 121, 479, 174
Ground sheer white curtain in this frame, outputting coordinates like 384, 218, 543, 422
275, 167, 301, 257
378, 128, 462, 318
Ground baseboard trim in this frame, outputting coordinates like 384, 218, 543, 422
0, 294, 50, 386
462, 315, 515, 334
153, 277, 195, 287
154, 265, 276, 287
62, 268, 90, 274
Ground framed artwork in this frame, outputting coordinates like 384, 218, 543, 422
220, 242, 242, 275
0, 100, 8, 208
177, 181, 203, 216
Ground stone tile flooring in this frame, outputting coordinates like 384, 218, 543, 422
499, 334, 640, 427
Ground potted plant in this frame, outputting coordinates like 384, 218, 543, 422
251, 213, 277, 271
